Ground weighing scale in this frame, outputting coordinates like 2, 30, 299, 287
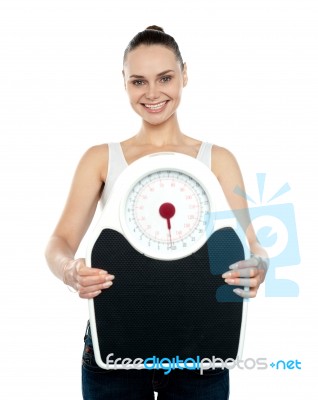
86, 152, 248, 369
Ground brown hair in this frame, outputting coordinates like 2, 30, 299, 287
123, 25, 184, 70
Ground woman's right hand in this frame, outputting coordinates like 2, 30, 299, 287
64, 258, 115, 299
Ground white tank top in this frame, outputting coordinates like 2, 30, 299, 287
100, 142, 213, 208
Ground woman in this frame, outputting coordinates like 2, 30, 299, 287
45, 25, 268, 400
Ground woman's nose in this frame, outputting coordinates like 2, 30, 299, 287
145, 83, 160, 100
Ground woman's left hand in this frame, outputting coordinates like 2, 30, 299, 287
222, 256, 269, 298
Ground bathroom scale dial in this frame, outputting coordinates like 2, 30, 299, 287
121, 167, 214, 260
114, 152, 224, 260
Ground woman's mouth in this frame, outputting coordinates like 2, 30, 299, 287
142, 101, 168, 113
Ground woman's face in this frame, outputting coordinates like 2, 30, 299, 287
123, 45, 188, 126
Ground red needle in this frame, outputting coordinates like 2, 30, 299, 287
159, 203, 176, 246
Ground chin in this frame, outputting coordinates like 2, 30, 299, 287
143, 112, 176, 127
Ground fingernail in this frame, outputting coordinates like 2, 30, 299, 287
99, 270, 108, 275
222, 272, 232, 278
229, 263, 239, 270
225, 279, 235, 284
233, 288, 242, 295
107, 274, 115, 280
103, 281, 113, 288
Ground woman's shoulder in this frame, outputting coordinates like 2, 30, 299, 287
212, 144, 240, 177
84, 143, 109, 156
79, 143, 109, 162
77, 144, 109, 181
212, 144, 237, 160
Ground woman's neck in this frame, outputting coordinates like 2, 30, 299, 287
136, 114, 184, 147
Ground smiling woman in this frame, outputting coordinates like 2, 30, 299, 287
123, 45, 187, 124
45, 25, 269, 400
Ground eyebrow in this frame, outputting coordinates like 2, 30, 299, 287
129, 70, 174, 79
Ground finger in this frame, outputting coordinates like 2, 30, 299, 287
78, 273, 115, 287
224, 277, 258, 288
229, 258, 258, 270
77, 265, 109, 276
79, 290, 102, 299
78, 280, 113, 295
233, 288, 257, 298
222, 267, 258, 279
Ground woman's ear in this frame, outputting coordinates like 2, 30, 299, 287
182, 62, 188, 87
122, 70, 127, 90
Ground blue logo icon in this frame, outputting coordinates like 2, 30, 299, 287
209, 173, 300, 297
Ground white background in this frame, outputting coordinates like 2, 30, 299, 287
0, 0, 317, 398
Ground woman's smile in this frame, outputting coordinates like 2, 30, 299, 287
142, 100, 169, 113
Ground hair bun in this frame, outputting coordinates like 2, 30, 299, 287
145, 25, 165, 33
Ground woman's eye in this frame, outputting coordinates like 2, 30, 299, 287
132, 80, 145, 86
161, 76, 172, 83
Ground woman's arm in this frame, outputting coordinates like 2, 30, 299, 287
45, 144, 115, 298
212, 145, 269, 298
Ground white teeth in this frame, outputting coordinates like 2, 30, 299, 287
144, 101, 166, 110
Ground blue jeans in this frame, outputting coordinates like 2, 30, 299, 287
82, 324, 230, 399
